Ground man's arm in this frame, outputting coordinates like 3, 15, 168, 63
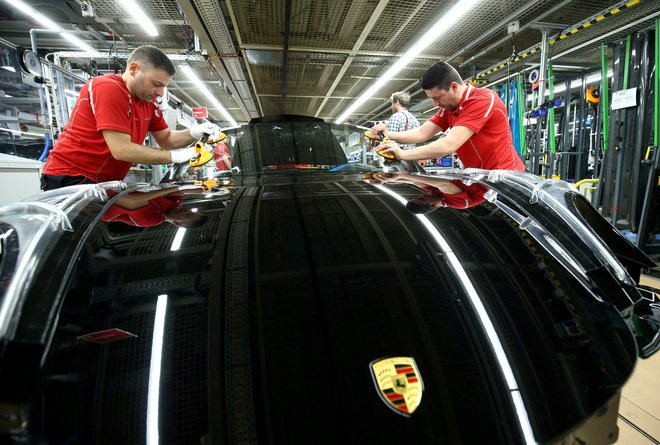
102, 130, 175, 164
373, 120, 441, 144
379, 125, 475, 161
151, 127, 196, 149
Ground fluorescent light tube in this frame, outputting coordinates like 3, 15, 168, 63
336, 0, 481, 124
60, 32, 95, 53
4, 0, 62, 30
120, 0, 159, 37
180, 64, 239, 127
4, 0, 96, 53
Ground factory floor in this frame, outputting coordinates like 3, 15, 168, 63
617, 274, 660, 444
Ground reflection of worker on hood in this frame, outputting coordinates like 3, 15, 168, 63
213, 141, 232, 171
369, 172, 486, 213
406, 182, 486, 213
103, 187, 208, 228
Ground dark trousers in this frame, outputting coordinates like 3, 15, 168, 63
41, 174, 96, 191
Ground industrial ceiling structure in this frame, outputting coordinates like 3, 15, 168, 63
1, 0, 659, 127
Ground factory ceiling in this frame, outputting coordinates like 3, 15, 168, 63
0, 0, 658, 126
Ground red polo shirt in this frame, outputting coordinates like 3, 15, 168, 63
422, 181, 487, 209
102, 195, 181, 227
213, 141, 232, 171
429, 84, 524, 171
43, 74, 169, 182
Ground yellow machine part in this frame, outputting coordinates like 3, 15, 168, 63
586, 85, 600, 104
376, 149, 396, 160
189, 139, 214, 167
193, 178, 218, 191
364, 130, 389, 142
190, 148, 213, 167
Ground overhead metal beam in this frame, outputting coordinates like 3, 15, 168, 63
94, 17, 187, 26
259, 94, 389, 100
472, 5, 660, 87
177, 0, 251, 122
281, 0, 292, 113
240, 43, 440, 60
458, 0, 575, 69
449, 0, 558, 65
314, 0, 391, 117
225, 0, 264, 116
358, 0, 574, 124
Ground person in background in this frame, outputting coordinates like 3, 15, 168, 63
371, 62, 524, 171
213, 140, 232, 171
41, 45, 220, 190
385, 91, 420, 150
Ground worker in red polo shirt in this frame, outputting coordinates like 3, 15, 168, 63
41, 45, 220, 190
371, 61, 524, 171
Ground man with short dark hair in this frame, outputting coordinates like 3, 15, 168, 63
371, 61, 524, 171
386, 91, 419, 150
41, 45, 220, 190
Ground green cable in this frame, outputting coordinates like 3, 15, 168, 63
518, 73, 526, 157
548, 63, 556, 155
655, 19, 659, 149
601, 43, 609, 151
623, 35, 631, 90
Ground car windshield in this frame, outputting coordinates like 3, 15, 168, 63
174, 118, 424, 180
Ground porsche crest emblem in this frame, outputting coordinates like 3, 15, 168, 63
370, 356, 424, 416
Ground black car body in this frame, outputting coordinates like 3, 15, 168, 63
0, 116, 657, 444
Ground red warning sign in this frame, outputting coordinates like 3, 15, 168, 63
77, 328, 137, 344
192, 107, 208, 118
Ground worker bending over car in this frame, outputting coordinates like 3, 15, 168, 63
41, 45, 220, 190
371, 61, 524, 171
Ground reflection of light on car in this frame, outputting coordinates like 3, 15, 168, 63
170, 228, 187, 251
376, 184, 536, 445
147, 293, 168, 445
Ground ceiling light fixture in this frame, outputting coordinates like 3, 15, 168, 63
4, 0, 96, 53
336, 0, 482, 124
59, 31, 95, 53
180, 64, 238, 128
52, 51, 206, 61
119, 0, 159, 37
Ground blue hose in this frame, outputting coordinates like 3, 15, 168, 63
38, 130, 50, 162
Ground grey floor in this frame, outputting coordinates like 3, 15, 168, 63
617, 275, 660, 444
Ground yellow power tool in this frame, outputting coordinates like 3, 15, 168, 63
189, 132, 228, 167
193, 178, 219, 191
364, 130, 395, 160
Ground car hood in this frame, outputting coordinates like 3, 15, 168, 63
205, 173, 636, 444
0, 171, 639, 444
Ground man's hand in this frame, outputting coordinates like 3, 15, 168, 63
170, 146, 197, 164
377, 140, 403, 159
190, 122, 220, 140
370, 123, 387, 138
